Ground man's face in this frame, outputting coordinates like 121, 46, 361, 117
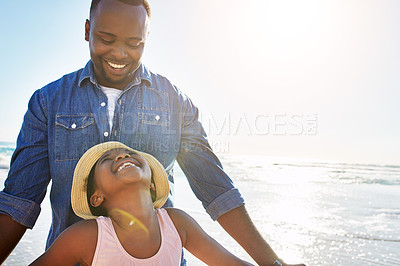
85, 0, 149, 90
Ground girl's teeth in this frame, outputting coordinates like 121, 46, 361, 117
118, 162, 135, 172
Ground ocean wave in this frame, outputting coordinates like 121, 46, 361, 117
327, 173, 400, 185
273, 162, 400, 173
0, 142, 14, 169
0, 155, 10, 169
272, 161, 400, 186
345, 233, 400, 243
374, 208, 400, 218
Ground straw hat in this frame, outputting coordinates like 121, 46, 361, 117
71, 141, 170, 220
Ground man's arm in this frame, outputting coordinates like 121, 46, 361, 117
217, 205, 278, 265
0, 89, 50, 263
218, 205, 305, 266
0, 214, 27, 264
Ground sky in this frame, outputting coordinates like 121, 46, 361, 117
0, 0, 399, 165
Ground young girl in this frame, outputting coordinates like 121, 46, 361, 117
30, 141, 252, 265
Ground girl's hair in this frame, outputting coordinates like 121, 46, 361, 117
86, 164, 108, 217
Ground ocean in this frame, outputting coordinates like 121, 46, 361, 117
1, 142, 399, 265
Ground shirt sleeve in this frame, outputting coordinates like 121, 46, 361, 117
176, 95, 244, 221
0, 89, 50, 228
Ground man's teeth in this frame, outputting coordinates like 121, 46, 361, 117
117, 162, 136, 172
107, 61, 126, 69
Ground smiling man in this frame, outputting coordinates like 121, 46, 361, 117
87, 0, 149, 90
0, 0, 304, 265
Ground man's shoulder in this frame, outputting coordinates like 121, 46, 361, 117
144, 66, 183, 96
42, 67, 85, 92
33, 66, 91, 105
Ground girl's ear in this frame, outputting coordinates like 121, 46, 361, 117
90, 192, 104, 208
150, 183, 156, 191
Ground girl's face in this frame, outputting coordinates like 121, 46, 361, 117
93, 148, 152, 196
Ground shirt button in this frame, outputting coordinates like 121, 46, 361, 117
155, 115, 160, 121
71, 123, 76, 129
103, 132, 109, 137
100, 102, 106, 107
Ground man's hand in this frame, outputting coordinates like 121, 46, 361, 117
0, 214, 27, 264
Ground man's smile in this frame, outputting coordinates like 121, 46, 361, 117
105, 60, 128, 70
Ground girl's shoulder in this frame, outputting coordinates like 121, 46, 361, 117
66, 219, 98, 236
58, 219, 98, 251
163, 207, 200, 246
62, 219, 98, 264
163, 207, 190, 224
163, 208, 188, 244
31, 219, 98, 265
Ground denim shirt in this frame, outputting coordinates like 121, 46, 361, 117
0, 61, 244, 248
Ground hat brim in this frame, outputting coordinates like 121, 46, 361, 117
71, 141, 170, 220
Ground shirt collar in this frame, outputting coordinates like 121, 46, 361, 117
78, 60, 153, 88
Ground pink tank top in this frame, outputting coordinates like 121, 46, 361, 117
92, 208, 182, 265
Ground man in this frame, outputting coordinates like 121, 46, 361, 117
0, 1, 304, 265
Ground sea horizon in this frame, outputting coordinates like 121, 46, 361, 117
1, 140, 398, 169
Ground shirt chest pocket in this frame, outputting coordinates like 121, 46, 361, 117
140, 112, 170, 126
136, 112, 171, 141
131, 112, 171, 165
55, 114, 97, 161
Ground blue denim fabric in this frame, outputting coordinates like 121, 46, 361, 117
0, 60, 244, 248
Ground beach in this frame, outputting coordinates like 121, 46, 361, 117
1, 143, 399, 265
1, 0, 400, 265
